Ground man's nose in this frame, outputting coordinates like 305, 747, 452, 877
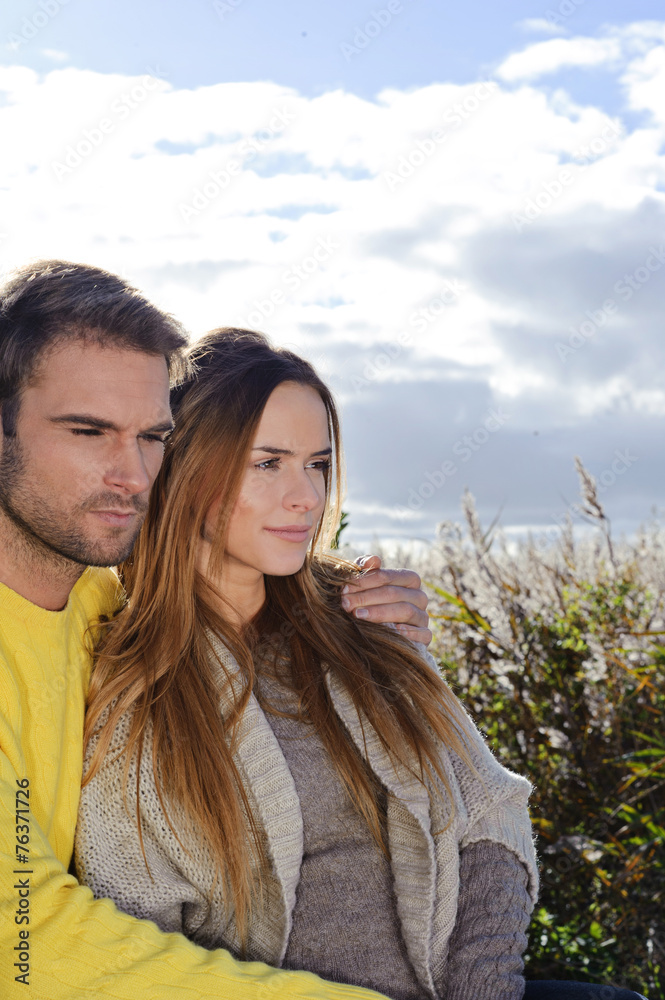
103, 442, 152, 496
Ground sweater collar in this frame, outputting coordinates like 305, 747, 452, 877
208, 632, 303, 965
324, 669, 438, 996
207, 633, 439, 990
0, 567, 95, 630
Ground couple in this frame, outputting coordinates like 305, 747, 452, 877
0, 260, 643, 1000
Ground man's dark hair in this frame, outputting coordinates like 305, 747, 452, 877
0, 259, 189, 436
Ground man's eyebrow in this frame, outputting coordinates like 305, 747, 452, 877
49, 414, 175, 434
252, 445, 333, 457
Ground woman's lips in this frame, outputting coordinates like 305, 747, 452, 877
264, 526, 311, 542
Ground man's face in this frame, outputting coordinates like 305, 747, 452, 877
0, 339, 172, 567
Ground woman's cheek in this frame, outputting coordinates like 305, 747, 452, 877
242, 470, 273, 508
233, 482, 273, 528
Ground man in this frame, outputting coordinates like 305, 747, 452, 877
0, 260, 430, 998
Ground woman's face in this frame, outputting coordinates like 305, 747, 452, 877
203, 381, 331, 582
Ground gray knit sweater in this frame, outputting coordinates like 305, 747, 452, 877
256, 668, 532, 1000
75, 640, 538, 999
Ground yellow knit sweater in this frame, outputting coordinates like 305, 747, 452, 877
0, 567, 386, 1000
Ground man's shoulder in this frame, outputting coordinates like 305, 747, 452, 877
74, 567, 126, 624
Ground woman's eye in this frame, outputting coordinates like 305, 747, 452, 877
308, 460, 331, 472
256, 458, 280, 470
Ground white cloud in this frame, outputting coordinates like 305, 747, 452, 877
497, 36, 622, 82
516, 18, 565, 37
622, 31, 665, 124
41, 48, 68, 62
1, 21, 665, 539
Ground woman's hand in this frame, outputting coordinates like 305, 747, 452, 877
340, 554, 432, 646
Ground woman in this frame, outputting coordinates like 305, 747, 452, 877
76, 328, 540, 999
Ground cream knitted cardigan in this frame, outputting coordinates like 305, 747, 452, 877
75, 639, 539, 998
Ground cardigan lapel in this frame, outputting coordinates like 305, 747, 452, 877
208, 635, 304, 965
325, 670, 439, 998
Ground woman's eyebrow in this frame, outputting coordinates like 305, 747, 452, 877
252, 446, 293, 455
252, 445, 333, 456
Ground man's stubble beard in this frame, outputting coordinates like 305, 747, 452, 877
0, 435, 148, 569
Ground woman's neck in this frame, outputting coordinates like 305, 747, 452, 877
200, 555, 266, 626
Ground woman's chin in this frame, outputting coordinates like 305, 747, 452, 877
261, 554, 309, 577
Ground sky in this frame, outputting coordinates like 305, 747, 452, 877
2, 0, 665, 547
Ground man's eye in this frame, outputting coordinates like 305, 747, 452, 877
71, 428, 102, 436
141, 434, 168, 443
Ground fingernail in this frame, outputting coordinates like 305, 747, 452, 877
341, 596, 351, 610
341, 585, 350, 594
355, 608, 369, 618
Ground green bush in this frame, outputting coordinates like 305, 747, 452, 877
424, 462, 664, 997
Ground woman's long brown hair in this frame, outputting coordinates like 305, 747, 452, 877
84, 327, 475, 945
